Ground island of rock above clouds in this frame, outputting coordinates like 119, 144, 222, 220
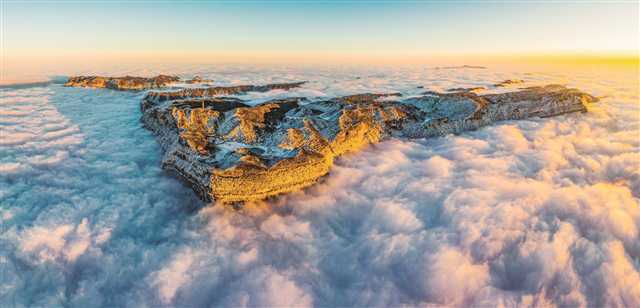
64, 75, 181, 90
66, 76, 598, 203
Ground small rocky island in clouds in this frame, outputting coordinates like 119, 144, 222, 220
66, 75, 598, 203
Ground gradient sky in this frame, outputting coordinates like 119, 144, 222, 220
4, 1, 638, 55
1, 0, 638, 83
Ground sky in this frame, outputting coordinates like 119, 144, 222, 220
1, 0, 638, 82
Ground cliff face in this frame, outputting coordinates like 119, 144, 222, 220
65, 75, 180, 90
140, 82, 598, 203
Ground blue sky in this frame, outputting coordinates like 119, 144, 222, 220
4, 0, 638, 57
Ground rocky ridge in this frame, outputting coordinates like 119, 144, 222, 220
65, 75, 181, 90
140, 81, 598, 203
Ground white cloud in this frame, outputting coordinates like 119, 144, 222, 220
1, 66, 638, 307
424, 247, 489, 305
153, 248, 196, 305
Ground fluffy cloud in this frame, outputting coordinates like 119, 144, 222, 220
1, 66, 638, 307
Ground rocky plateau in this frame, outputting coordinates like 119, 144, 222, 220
64, 74, 216, 90
133, 79, 598, 203
65, 75, 598, 203
65, 75, 181, 90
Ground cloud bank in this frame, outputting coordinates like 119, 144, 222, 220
1, 66, 638, 307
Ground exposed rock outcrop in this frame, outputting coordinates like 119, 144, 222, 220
144, 81, 306, 102
65, 75, 180, 90
447, 86, 486, 93
185, 76, 214, 84
494, 79, 524, 87
141, 81, 598, 203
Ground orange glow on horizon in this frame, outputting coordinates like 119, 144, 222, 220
2, 50, 638, 85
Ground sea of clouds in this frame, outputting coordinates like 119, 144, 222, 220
1, 65, 638, 307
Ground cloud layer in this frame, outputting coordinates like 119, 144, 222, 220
1, 66, 638, 307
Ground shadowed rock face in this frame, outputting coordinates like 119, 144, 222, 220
141, 82, 597, 203
65, 75, 180, 90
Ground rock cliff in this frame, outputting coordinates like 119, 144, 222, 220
140, 81, 598, 203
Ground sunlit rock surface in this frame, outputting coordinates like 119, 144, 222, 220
65, 75, 180, 90
141, 82, 598, 202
